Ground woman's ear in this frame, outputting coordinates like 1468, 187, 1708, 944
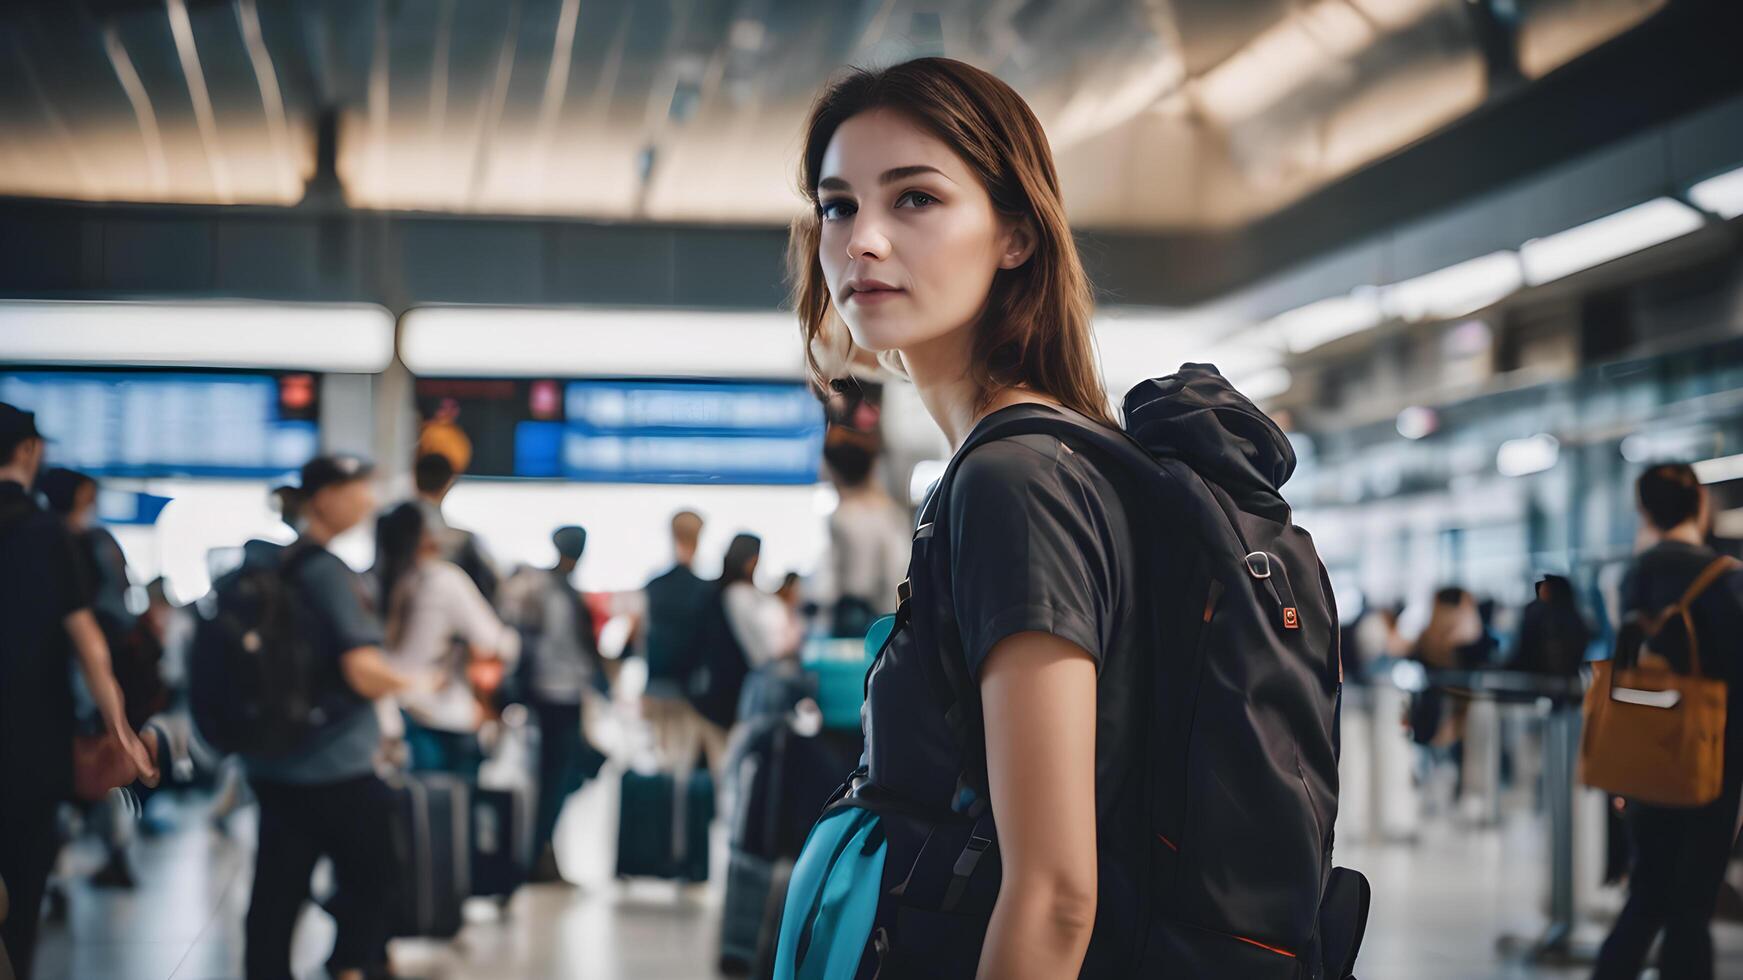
998, 217, 1039, 270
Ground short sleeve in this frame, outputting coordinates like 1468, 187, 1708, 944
301, 553, 385, 656
946, 436, 1118, 678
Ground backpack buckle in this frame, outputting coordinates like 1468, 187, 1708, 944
1244, 552, 1272, 579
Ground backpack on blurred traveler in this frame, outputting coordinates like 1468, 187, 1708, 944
189, 544, 325, 757
776, 365, 1369, 979
1580, 556, 1738, 807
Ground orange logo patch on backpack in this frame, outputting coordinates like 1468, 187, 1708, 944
1283, 607, 1300, 630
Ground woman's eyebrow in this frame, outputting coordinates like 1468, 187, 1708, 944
817, 164, 954, 194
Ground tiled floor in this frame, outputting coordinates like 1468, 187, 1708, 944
27, 772, 1743, 979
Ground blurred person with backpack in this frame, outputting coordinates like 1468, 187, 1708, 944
0, 405, 158, 980
505, 525, 607, 883
373, 502, 518, 783
193, 456, 433, 980
1591, 464, 1743, 980
208, 484, 302, 833
771, 61, 1362, 979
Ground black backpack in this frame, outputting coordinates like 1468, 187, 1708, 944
189, 543, 327, 757
881, 364, 1368, 978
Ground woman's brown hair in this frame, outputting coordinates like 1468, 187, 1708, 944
789, 57, 1115, 428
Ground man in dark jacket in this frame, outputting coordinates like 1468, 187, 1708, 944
640, 511, 727, 774
1593, 462, 1743, 980
0, 404, 157, 979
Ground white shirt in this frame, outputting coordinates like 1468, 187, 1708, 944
723, 581, 797, 668
387, 560, 519, 732
828, 491, 911, 612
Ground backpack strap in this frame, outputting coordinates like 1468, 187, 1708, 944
1642, 555, 1741, 677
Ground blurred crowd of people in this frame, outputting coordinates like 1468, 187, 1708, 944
1340, 462, 1743, 980
0, 391, 910, 980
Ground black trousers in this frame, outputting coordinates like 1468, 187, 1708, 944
532, 699, 603, 858
0, 793, 60, 980
245, 774, 397, 980
1592, 774, 1743, 980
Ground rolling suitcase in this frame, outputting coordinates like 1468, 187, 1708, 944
471, 784, 536, 900
388, 772, 470, 939
615, 768, 713, 882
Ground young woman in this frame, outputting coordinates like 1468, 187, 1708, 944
374, 502, 518, 781
719, 533, 800, 670
779, 58, 1143, 979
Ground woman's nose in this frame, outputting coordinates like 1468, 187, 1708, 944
846, 214, 891, 261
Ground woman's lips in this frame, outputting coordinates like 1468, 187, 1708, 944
847, 287, 905, 305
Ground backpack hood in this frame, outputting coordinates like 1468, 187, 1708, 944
1121, 363, 1296, 520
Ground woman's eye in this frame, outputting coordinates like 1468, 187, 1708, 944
896, 190, 938, 209
818, 199, 855, 221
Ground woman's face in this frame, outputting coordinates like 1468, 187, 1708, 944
816, 109, 1032, 362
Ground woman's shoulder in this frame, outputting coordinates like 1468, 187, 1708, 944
423, 559, 477, 593
954, 428, 1119, 506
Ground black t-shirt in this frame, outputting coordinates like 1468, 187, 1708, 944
0, 480, 90, 801
862, 405, 1151, 975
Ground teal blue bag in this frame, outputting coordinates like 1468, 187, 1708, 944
770, 806, 888, 979
773, 613, 1000, 979
773, 616, 898, 978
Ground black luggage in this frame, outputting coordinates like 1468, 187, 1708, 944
615, 768, 713, 882
718, 849, 794, 976
721, 713, 850, 973
471, 784, 535, 900
388, 772, 470, 938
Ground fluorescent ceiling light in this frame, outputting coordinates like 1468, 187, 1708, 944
1693, 453, 1743, 485
1620, 426, 1716, 463
1497, 433, 1560, 477
1380, 251, 1522, 322
1520, 198, 1705, 286
1689, 165, 1743, 220
1267, 290, 1384, 354
1395, 406, 1438, 440
400, 307, 805, 378
0, 301, 394, 372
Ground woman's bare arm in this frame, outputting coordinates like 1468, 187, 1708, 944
975, 630, 1099, 980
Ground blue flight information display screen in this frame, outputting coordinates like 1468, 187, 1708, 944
0, 370, 321, 478
415, 378, 825, 485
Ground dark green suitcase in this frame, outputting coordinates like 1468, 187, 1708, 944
615, 768, 714, 882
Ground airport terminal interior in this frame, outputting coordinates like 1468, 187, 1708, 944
3, 1, 1743, 978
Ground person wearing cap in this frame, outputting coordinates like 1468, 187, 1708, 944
242, 455, 429, 980
0, 403, 158, 980
513, 524, 607, 884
